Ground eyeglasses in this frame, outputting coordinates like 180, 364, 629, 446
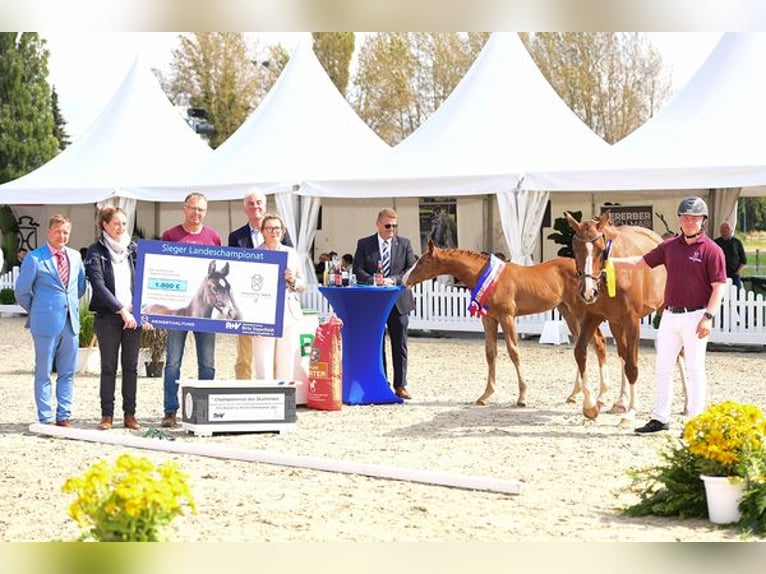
184, 205, 206, 213
263, 226, 282, 232
383, 223, 398, 229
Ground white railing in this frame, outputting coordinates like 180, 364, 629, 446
0, 265, 20, 291
2, 266, 762, 346
301, 279, 766, 347
0, 266, 25, 315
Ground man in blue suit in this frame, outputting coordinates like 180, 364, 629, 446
15, 214, 87, 426
353, 208, 417, 399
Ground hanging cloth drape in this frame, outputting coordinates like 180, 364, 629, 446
276, 191, 322, 286
709, 187, 741, 233
496, 184, 550, 265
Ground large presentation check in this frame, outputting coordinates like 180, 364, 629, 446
135, 239, 287, 337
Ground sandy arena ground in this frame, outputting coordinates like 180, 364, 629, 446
0, 314, 764, 542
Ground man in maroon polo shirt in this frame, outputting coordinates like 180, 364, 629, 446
611, 196, 727, 434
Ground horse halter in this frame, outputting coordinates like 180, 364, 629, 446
572, 231, 607, 284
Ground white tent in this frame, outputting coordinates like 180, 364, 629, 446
189, 35, 390, 198
303, 33, 613, 263
0, 56, 212, 207
525, 33, 766, 230
186, 35, 391, 284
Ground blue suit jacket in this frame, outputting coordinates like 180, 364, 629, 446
228, 223, 293, 248
353, 233, 417, 315
15, 245, 87, 336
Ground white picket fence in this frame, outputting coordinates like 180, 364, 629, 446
301, 279, 766, 347
2, 264, 763, 346
0, 266, 24, 315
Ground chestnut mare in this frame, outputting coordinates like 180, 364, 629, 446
566, 212, 686, 420
403, 238, 610, 407
143, 260, 241, 320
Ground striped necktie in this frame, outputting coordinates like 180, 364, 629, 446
381, 240, 390, 277
55, 251, 69, 287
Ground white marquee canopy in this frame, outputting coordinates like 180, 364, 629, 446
525, 33, 766, 194
303, 32, 613, 263
0, 57, 212, 205
188, 34, 390, 200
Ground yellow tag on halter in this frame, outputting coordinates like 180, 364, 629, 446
605, 259, 616, 298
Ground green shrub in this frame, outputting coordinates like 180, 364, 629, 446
546, 210, 582, 258
141, 328, 167, 363
79, 298, 96, 348
0, 287, 15, 304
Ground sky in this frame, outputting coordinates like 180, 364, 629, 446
42, 32, 724, 142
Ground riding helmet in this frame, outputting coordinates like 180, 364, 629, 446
677, 196, 708, 218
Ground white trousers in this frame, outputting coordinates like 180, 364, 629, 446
653, 309, 709, 423
252, 319, 299, 381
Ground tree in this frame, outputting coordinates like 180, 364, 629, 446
262, 43, 290, 87
51, 87, 70, 150
0, 32, 59, 183
352, 33, 488, 145
163, 33, 273, 148
522, 33, 671, 144
312, 32, 355, 96
739, 197, 766, 232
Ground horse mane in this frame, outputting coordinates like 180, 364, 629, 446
435, 246, 490, 266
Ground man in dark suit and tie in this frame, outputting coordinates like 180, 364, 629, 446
228, 187, 292, 379
353, 208, 417, 399
15, 214, 87, 426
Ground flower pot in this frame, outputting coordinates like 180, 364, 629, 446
700, 475, 745, 524
144, 361, 165, 378
76, 347, 101, 375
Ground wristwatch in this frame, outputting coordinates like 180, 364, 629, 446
703, 311, 714, 320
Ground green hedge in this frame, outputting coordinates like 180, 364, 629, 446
0, 287, 15, 304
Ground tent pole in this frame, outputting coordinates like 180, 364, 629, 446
154, 202, 161, 239
483, 194, 492, 253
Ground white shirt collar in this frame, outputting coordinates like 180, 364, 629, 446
250, 226, 263, 246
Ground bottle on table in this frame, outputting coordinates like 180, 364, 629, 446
374, 260, 384, 286
334, 261, 343, 287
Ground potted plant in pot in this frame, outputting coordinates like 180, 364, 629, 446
140, 327, 167, 377
684, 401, 766, 525
621, 401, 766, 534
77, 299, 100, 374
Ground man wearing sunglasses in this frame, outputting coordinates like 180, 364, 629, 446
353, 208, 417, 399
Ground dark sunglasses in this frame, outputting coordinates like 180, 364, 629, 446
383, 223, 398, 229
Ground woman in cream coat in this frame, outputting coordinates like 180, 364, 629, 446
252, 213, 306, 380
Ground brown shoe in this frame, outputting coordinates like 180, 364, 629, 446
97, 416, 113, 430
123, 415, 140, 430
55, 419, 72, 428
161, 412, 177, 428
394, 387, 412, 400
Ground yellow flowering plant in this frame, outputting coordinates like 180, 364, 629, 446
621, 401, 766, 535
62, 453, 197, 542
682, 401, 766, 478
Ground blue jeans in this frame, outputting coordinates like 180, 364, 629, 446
163, 330, 215, 414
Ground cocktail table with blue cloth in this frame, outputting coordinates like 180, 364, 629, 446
318, 285, 404, 405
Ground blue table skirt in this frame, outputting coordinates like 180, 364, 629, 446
319, 285, 404, 405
